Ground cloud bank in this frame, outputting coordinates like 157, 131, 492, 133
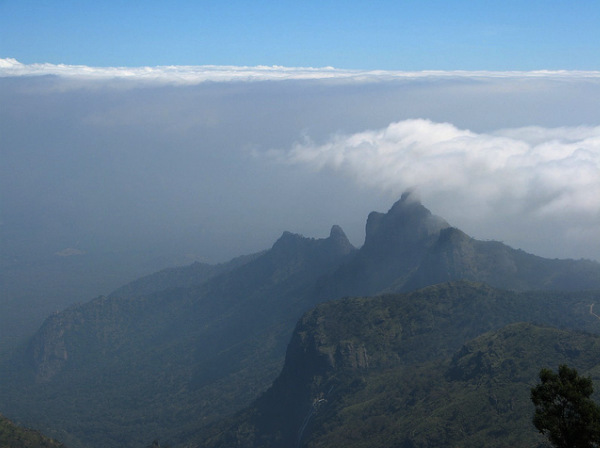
2, 58, 600, 85
280, 119, 600, 260
2, 60, 599, 264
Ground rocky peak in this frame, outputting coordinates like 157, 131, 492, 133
329, 224, 345, 239
271, 226, 355, 260
364, 192, 449, 255
273, 230, 303, 244
270, 231, 309, 256
327, 225, 355, 255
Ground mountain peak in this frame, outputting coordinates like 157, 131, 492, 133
322, 193, 452, 296
329, 224, 345, 239
270, 226, 355, 262
270, 231, 308, 256
278, 230, 302, 240
327, 225, 355, 255
389, 190, 419, 211
386, 191, 441, 224
364, 193, 449, 252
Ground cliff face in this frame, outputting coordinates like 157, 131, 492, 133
29, 313, 70, 383
201, 282, 600, 448
25, 290, 150, 385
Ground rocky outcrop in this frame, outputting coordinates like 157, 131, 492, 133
319, 192, 450, 297
29, 311, 74, 383
363, 191, 449, 257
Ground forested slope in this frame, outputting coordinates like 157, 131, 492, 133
201, 282, 600, 447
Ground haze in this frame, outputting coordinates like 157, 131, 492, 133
1, 1, 599, 341
3, 61, 599, 263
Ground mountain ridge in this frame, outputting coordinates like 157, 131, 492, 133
318, 193, 600, 298
1, 226, 356, 446
2, 194, 600, 446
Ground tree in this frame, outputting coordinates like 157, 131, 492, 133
531, 364, 600, 447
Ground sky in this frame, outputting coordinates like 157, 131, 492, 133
1, 1, 600, 334
1, 0, 600, 70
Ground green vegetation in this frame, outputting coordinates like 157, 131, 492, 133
2, 196, 600, 446
198, 284, 600, 447
0, 228, 356, 447
531, 364, 600, 447
0, 414, 62, 447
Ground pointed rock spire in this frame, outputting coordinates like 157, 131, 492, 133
327, 225, 355, 255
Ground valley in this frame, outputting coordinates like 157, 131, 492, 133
1, 194, 600, 446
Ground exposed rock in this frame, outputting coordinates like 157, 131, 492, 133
29, 313, 71, 382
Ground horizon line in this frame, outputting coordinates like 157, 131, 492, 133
3, 58, 600, 84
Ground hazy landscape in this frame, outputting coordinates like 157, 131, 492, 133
1, 1, 600, 447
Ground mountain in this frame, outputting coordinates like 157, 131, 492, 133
0, 226, 355, 447
0, 413, 62, 447
200, 282, 600, 447
316, 192, 449, 297
404, 226, 600, 291
322, 191, 600, 295
2, 194, 600, 446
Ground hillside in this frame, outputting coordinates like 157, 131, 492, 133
306, 323, 600, 447
201, 283, 600, 447
1, 194, 600, 446
0, 226, 355, 447
0, 413, 62, 447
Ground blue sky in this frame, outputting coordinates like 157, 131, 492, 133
1, 0, 599, 70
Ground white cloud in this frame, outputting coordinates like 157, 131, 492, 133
278, 119, 600, 260
2, 59, 599, 261
2, 58, 600, 85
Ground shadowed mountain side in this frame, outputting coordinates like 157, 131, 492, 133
403, 226, 600, 292
319, 193, 600, 297
200, 282, 600, 447
0, 226, 355, 447
316, 192, 449, 297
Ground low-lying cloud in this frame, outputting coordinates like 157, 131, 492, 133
2, 58, 600, 85
280, 119, 600, 260
2, 60, 599, 264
